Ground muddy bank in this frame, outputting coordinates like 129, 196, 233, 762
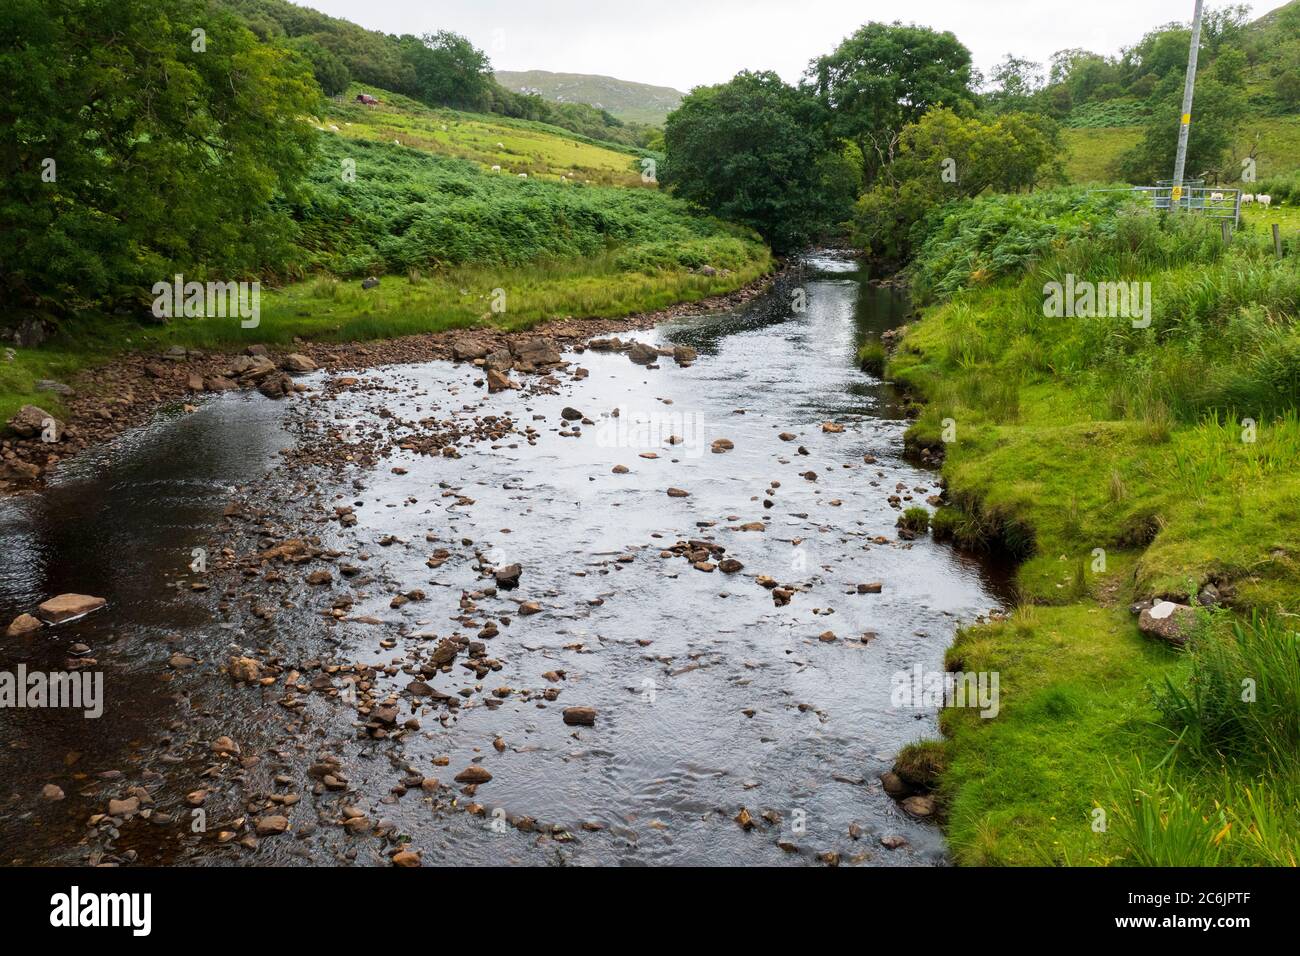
0, 268, 785, 495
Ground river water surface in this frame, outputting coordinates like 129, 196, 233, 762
0, 252, 1009, 866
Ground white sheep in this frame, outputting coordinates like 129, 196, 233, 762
1241, 194, 1255, 204
491, 164, 501, 172
393, 139, 400, 146
496, 142, 505, 149
1258, 194, 1272, 207
518, 173, 528, 178
1210, 192, 1225, 201
328, 124, 340, 132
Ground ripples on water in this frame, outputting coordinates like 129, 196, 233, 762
0, 252, 1009, 866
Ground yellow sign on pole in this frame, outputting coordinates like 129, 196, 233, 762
1172, 186, 1183, 202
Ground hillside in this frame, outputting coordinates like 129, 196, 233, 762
322, 84, 650, 186
496, 69, 684, 125
1062, 114, 1300, 184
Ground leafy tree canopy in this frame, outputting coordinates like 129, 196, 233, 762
1, 0, 319, 310
661, 71, 847, 252
807, 21, 975, 184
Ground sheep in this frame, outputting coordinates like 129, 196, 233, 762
1210, 192, 1225, 201
518, 173, 528, 178
496, 142, 505, 149
1258, 194, 1272, 207
393, 139, 400, 146
1242, 194, 1255, 204
491, 164, 501, 172
328, 124, 340, 132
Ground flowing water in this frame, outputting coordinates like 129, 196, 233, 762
0, 251, 1010, 866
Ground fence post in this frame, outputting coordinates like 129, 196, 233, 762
1274, 223, 1284, 260
1222, 220, 1231, 245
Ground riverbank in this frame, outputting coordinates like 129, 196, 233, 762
0, 252, 775, 494
883, 193, 1300, 865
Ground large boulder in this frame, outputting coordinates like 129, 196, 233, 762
1138, 601, 1198, 647
36, 594, 106, 624
452, 338, 490, 362
628, 342, 658, 365
510, 337, 562, 370
258, 373, 296, 399
8, 405, 62, 441
281, 353, 317, 374
485, 368, 514, 393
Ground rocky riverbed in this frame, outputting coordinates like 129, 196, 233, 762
0, 252, 1009, 866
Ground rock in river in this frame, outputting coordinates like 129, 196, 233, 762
454, 766, 492, 784
5, 613, 43, 637
562, 706, 597, 726
36, 594, 106, 624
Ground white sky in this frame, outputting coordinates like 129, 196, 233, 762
302, 0, 1276, 92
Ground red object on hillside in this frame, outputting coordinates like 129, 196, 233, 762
356, 94, 379, 105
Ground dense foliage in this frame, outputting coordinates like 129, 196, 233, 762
1, 0, 319, 311
660, 71, 855, 252
808, 21, 976, 185
293, 136, 762, 276
851, 109, 1064, 263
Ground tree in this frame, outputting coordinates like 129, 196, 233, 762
399, 31, 494, 112
1115, 76, 1245, 184
660, 71, 845, 252
808, 22, 974, 185
287, 36, 351, 96
851, 109, 1063, 262
1, 0, 319, 311
986, 55, 1045, 113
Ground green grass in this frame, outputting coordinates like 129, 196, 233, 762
890, 189, 1300, 865
1063, 116, 1300, 185
0, 249, 771, 426
322, 85, 649, 186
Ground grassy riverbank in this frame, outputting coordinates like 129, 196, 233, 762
0, 246, 770, 426
887, 189, 1300, 865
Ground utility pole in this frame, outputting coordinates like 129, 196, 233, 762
1171, 0, 1206, 207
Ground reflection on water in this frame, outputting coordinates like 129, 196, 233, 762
0, 252, 1010, 866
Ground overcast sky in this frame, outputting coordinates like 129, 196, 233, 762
304, 0, 1275, 92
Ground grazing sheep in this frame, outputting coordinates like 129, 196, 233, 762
491, 165, 501, 172
1210, 192, 1225, 201
1242, 194, 1255, 204
1258, 195, 1272, 207
393, 139, 400, 146
496, 142, 505, 148
518, 173, 528, 178
328, 124, 340, 132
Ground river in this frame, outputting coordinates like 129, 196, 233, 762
0, 251, 1010, 866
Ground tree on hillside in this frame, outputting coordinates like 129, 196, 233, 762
807, 22, 975, 185
660, 71, 850, 252
985, 55, 1046, 113
399, 31, 495, 112
850, 108, 1063, 262
1, 0, 319, 311
287, 35, 351, 96
1115, 75, 1245, 184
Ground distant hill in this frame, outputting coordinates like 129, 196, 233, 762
495, 70, 684, 125
1251, 0, 1300, 30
